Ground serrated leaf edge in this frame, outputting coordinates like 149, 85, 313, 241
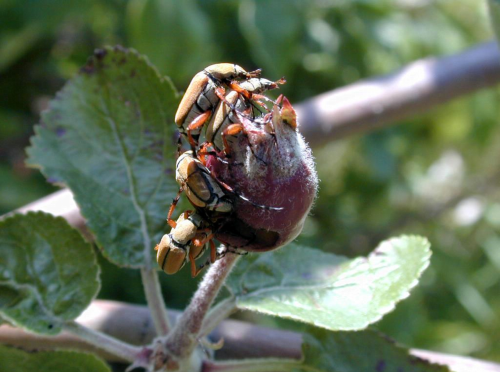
0, 212, 101, 334
234, 235, 431, 331
25, 46, 179, 269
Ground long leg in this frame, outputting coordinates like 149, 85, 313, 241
197, 142, 228, 166
167, 187, 183, 228
186, 111, 212, 153
190, 239, 217, 278
214, 86, 236, 111
189, 250, 201, 277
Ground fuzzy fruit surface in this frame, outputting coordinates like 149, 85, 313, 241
206, 97, 318, 251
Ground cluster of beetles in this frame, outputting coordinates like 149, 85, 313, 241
155, 63, 318, 277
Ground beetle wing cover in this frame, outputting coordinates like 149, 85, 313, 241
164, 247, 187, 275
175, 73, 209, 126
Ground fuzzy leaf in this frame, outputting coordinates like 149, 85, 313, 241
0, 212, 99, 335
226, 236, 431, 330
27, 46, 179, 268
0, 345, 110, 372
298, 327, 449, 372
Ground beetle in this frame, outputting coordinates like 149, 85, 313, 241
156, 211, 216, 277
205, 77, 286, 152
169, 150, 282, 228
175, 63, 261, 153
167, 150, 233, 228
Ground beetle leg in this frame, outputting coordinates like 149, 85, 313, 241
214, 86, 236, 111
189, 250, 200, 277
227, 82, 271, 116
197, 142, 228, 166
222, 123, 268, 165
186, 111, 212, 152
209, 239, 216, 264
190, 239, 218, 278
167, 187, 184, 228
192, 231, 215, 258
221, 124, 243, 157
229, 82, 273, 107
192, 230, 214, 246
228, 82, 252, 100
251, 93, 275, 106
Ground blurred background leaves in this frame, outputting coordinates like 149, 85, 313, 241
1, 0, 499, 363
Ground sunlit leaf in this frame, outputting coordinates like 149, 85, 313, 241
226, 236, 431, 330
0, 212, 99, 335
27, 46, 179, 268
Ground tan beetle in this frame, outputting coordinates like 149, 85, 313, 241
175, 63, 261, 152
155, 211, 216, 277
166, 150, 233, 228
205, 77, 286, 152
167, 149, 284, 237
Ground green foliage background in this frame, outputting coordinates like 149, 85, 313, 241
1, 0, 499, 363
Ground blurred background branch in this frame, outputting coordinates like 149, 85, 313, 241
298, 41, 500, 144
1, 300, 499, 372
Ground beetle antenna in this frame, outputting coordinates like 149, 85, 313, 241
235, 192, 284, 211
213, 175, 283, 211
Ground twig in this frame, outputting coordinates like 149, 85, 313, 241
297, 41, 500, 145
1, 300, 499, 371
199, 297, 237, 340
165, 252, 240, 358
63, 320, 141, 362
140, 268, 171, 336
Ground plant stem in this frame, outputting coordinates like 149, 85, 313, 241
199, 297, 237, 339
202, 359, 303, 372
165, 252, 240, 358
141, 268, 171, 336
63, 320, 141, 362
298, 41, 500, 145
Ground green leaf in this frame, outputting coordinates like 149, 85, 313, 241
0, 345, 110, 372
489, 0, 500, 43
27, 46, 180, 268
0, 212, 100, 335
298, 327, 450, 372
226, 236, 431, 331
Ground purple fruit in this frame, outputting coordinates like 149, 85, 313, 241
206, 96, 318, 251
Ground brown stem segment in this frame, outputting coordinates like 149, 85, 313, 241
165, 252, 240, 358
297, 41, 500, 144
2, 300, 500, 371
